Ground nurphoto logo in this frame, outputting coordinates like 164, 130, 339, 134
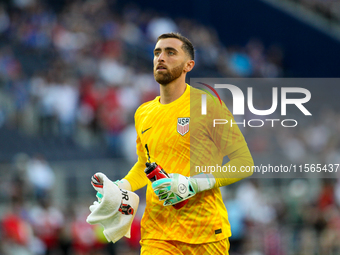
197, 83, 312, 128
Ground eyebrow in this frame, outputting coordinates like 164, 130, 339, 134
154, 47, 179, 53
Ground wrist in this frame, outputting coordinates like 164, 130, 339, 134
115, 179, 132, 191
191, 174, 216, 193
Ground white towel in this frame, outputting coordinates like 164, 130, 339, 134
86, 172, 139, 243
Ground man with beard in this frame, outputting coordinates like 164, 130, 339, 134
108, 33, 253, 254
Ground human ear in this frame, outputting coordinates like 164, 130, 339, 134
184, 60, 195, 73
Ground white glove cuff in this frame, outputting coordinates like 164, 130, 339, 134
117, 179, 132, 191
193, 174, 216, 192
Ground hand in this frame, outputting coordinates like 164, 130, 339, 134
152, 173, 198, 206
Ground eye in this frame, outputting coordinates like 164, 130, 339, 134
168, 51, 174, 55
154, 52, 160, 56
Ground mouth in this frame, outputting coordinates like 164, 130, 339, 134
156, 65, 167, 71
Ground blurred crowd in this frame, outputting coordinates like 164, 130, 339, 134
227, 104, 340, 254
0, 0, 285, 156
0, 152, 143, 255
0, 0, 340, 255
225, 177, 340, 255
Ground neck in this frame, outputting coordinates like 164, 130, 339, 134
159, 77, 187, 104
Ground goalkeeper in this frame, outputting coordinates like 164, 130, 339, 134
109, 33, 253, 254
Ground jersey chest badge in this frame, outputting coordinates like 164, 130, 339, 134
177, 118, 190, 136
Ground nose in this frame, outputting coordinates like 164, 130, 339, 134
157, 52, 165, 62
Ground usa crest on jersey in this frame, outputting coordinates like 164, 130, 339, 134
177, 118, 190, 136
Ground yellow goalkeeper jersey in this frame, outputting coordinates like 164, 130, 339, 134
124, 84, 248, 244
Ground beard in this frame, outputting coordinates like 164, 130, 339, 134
154, 63, 185, 85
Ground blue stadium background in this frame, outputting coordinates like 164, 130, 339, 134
0, 0, 340, 254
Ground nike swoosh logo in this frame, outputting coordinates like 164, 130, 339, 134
142, 127, 152, 134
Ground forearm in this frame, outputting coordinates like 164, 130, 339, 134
123, 159, 149, 192
213, 144, 254, 188
152, 145, 253, 206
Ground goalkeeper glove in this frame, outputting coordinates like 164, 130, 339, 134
152, 173, 216, 206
